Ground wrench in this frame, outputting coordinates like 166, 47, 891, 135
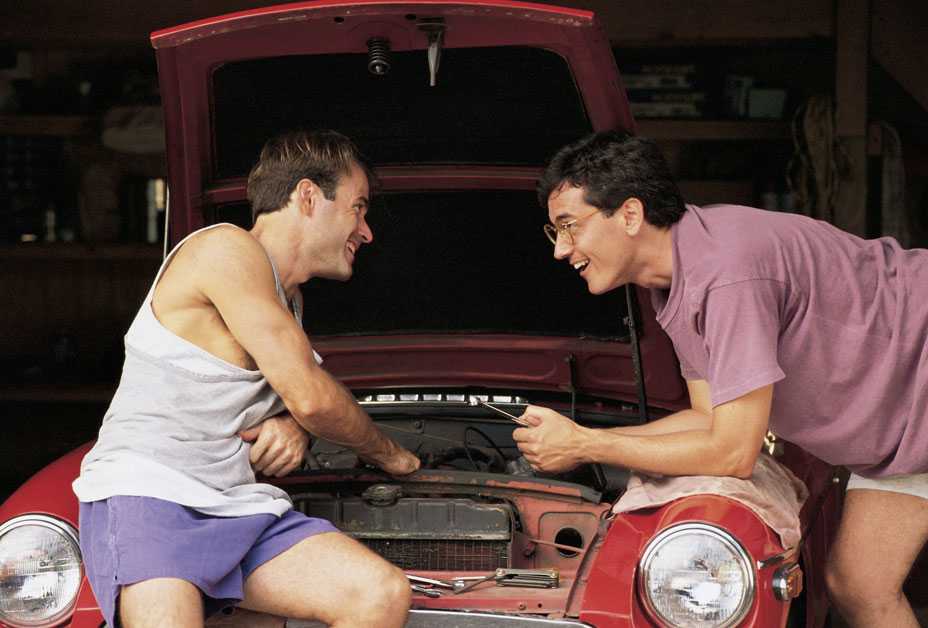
410, 584, 441, 598
407, 574, 454, 589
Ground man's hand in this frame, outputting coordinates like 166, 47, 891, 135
512, 405, 590, 473
240, 413, 311, 478
360, 440, 421, 476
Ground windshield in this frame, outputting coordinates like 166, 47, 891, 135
208, 190, 628, 339
212, 46, 591, 177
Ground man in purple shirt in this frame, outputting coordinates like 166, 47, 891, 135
514, 130, 928, 627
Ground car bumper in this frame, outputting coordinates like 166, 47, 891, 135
287, 609, 590, 627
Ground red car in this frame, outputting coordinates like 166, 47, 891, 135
0, 2, 842, 627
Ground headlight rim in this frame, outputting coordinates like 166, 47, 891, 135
0, 513, 83, 628
637, 521, 756, 628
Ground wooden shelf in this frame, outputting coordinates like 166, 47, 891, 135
0, 243, 163, 261
636, 120, 791, 141
0, 115, 95, 137
0, 383, 116, 403
677, 180, 756, 206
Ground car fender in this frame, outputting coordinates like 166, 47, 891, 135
0, 442, 91, 528
579, 494, 792, 627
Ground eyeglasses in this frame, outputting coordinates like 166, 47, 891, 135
543, 208, 600, 245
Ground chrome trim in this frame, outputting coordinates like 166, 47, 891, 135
287, 609, 591, 627
637, 522, 756, 628
757, 546, 799, 570
0, 514, 83, 628
359, 393, 529, 409
772, 563, 804, 601
0, 513, 79, 546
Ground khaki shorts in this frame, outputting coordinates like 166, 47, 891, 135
847, 472, 928, 500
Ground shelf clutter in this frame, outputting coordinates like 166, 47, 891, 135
636, 120, 790, 141
0, 242, 162, 260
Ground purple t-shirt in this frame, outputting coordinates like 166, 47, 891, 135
650, 204, 928, 478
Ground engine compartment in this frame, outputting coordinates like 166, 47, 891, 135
283, 404, 632, 578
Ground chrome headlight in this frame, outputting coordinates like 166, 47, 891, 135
639, 523, 755, 628
0, 515, 83, 628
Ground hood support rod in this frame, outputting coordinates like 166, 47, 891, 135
624, 284, 649, 424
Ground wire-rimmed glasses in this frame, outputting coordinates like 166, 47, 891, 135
543, 208, 600, 245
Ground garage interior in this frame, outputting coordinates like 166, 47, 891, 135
1, 0, 927, 623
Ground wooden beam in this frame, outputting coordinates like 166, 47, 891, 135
835, 0, 870, 136
0, 0, 835, 48
871, 0, 928, 114
833, 0, 870, 236
637, 120, 790, 141
580, 0, 833, 44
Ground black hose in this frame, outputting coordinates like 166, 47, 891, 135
465, 426, 507, 470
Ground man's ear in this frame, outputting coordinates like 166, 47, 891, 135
296, 178, 317, 217
620, 197, 645, 236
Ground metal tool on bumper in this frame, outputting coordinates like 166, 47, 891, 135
451, 568, 559, 593
410, 584, 442, 598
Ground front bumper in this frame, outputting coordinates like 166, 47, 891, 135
287, 609, 590, 627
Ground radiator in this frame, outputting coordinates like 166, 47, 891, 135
294, 493, 513, 571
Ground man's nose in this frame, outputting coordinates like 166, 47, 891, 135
553, 235, 571, 260
358, 216, 373, 244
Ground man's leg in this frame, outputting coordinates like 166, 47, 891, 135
119, 578, 205, 628
825, 488, 928, 627
239, 531, 411, 627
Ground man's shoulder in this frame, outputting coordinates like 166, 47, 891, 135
159, 224, 273, 300
184, 223, 261, 259
676, 204, 794, 287
171, 224, 271, 278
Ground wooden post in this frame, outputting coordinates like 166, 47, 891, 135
833, 0, 870, 236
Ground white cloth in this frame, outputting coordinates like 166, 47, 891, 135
847, 471, 928, 500
73, 224, 322, 517
612, 453, 808, 549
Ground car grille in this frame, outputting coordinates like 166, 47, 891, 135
294, 493, 513, 572
362, 538, 509, 571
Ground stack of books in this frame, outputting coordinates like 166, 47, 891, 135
621, 64, 706, 119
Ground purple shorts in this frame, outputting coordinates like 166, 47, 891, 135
78, 496, 339, 627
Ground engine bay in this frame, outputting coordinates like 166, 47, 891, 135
283, 396, 635, 582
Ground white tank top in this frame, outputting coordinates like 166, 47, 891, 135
72, 224, 321, 517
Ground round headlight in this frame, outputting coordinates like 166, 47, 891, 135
639, 523, 754, 628
0, 515, 83, 628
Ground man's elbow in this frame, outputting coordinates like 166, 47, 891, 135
291, 388, 338, 427
720, 450, 757, 479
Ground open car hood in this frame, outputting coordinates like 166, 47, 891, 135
152, 1, 687, 411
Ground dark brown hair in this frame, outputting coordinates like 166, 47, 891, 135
537, 130, 686, 227
247, 129, 375, 222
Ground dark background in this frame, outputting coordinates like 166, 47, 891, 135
2, 0, 927, 491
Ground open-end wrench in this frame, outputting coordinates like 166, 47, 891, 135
451, 572, 497, 594
407, 574, 454, 589
451, 568, 559, 594
410, 584, 442, 598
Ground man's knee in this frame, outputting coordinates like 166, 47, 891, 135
353, 562, 411, 618
826, 551, 903, 616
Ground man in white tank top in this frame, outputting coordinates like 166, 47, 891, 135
76, 130, 419, 628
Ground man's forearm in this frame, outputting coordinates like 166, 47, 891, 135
576, 427, 756, 478
290, 369, 397, 458
605, 408, 711, 437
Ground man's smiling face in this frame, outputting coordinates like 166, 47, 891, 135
547, 184, 634, 295
312, 162, 373, 281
